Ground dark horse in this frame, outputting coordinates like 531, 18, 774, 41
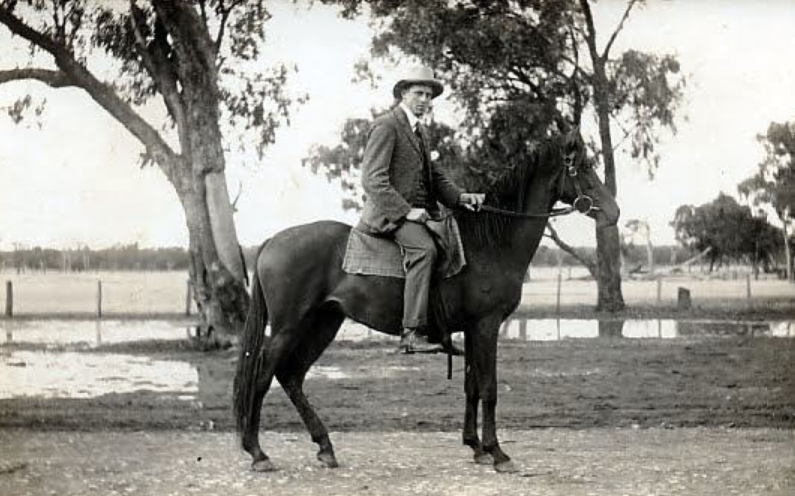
233, 128, 619, 473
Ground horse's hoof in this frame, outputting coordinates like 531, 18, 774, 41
317, 451, 339, 468
474, 453, 493, 465
251, 458, 277, 472
494, 460, 519, 474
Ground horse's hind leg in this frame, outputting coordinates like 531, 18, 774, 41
244, 329, 303, 472
276, 308, 344, 468
242, 387, 273, 472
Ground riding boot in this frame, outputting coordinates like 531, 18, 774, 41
399, 327, 444, 354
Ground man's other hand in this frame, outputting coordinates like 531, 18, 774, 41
406, 208, 430, 223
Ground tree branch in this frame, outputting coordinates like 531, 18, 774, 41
129, 1, 187, 147
198, 0, 209, 29
0, 68, 74, 87
214, 0, 246, 65
611, 118, 637, 152
545, 222, 598, 277
0, 5, 61, 54
602, 0, 639, 60
0, 5, 180, 178
152, 0, 216, 76
51, 0, 64, 44
578, 0, 601, 64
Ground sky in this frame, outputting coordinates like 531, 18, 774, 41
1, 0, 794, 251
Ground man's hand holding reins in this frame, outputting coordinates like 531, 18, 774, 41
459, 193, 485, 212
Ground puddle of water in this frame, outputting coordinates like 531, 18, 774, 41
2, 319, 790, 401
0, 350, 417, 399
0, 318, 791, 350
499, 318, 794, 341
0, 350, 198, 400
0, 320, 194, 346
307, 365, 420, 381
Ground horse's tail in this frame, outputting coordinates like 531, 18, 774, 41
233, 244, 269, 442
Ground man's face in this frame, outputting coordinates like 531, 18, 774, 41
401, 84, 434, 117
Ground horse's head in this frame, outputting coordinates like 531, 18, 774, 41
554, 127, 620, 229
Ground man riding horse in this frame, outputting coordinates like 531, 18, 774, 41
357, 66, 485, 354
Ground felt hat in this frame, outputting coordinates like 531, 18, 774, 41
392, 66, 444, 99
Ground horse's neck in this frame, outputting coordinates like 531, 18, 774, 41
462, 190, 553, 276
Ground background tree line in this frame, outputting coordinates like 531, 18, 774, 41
3, 242, 767, 276
0, 244, 190, 272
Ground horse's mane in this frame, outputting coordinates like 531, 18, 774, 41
455, 138, 561, 249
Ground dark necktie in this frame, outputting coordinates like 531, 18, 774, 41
414, 126, 426, 159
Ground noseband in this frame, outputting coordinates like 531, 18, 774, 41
561, 152, 600, 216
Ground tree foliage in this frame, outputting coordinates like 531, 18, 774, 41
302, 110, 474, 212
738, 120, 795, 280
671, 193, 784, 272
322, 0, 684, 176
0, 0, 301, 163
738, 121, 795, 220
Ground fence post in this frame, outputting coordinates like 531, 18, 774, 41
96, 280, 102, 318
185, 279, 192, 317
746, 274, 752, 301
556, 273, 562, 316
5, 281, 12, 317
656, 279, 662, 303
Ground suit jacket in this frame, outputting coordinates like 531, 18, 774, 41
357, 107, 463, 234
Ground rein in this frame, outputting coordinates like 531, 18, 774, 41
477, 204, 576, 218
466, 157, 599, 220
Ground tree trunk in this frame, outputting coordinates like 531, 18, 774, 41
783, 210, 793, 282
159, 1, 249, 338
596, 225, 625, 311
591, 65, 625, 312
176, 169, 248, 338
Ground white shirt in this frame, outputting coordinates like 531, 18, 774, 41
399, 103, 421, 132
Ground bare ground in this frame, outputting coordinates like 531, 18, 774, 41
0, 429, 793, 495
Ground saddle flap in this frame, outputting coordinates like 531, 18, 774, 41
342, 217, 466, 279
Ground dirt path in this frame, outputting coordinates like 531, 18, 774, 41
1, 428, 792, 496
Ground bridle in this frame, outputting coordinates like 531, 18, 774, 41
561, 149, 600, 216
473, 146, 600, 219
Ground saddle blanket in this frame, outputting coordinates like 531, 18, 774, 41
342, 216, 466, 279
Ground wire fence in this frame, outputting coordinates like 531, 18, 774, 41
1, 268, 793, 318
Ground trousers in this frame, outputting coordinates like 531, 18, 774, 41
391, 220, 437, 328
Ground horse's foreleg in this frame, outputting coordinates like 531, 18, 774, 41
474, 316, 518, 474
463, 333, 490, 465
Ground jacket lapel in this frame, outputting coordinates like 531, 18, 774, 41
393, 108, 424, 158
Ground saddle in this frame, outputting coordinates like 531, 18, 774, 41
342, 216, 466, 279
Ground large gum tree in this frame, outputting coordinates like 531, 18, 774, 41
0, 0, 300, 335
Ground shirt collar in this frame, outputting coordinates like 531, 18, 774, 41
399, 103, 421, 131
